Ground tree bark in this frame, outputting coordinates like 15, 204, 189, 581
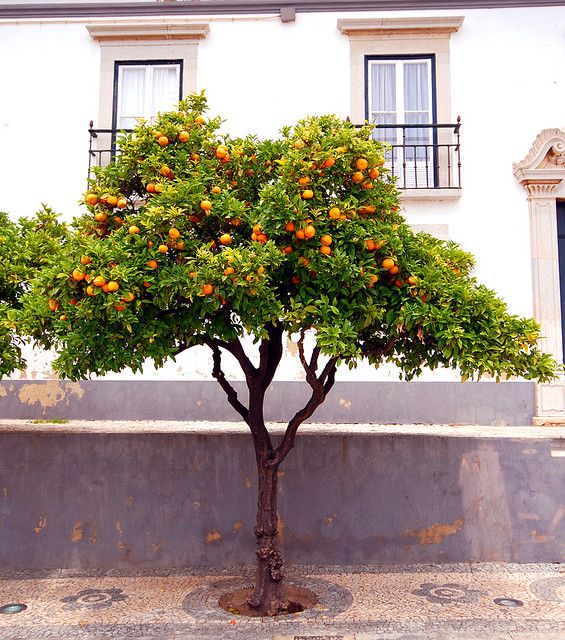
247, 453, 289, 615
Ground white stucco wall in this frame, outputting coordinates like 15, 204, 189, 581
1, 6, 564, 382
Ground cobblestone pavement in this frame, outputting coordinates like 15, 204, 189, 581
0, 563, 564, 639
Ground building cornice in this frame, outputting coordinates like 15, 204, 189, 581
87, 20, 209, 41
338, 16, 464, 36
1, 0, 565, 20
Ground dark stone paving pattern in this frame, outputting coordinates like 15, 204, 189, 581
0, 563, 563, 639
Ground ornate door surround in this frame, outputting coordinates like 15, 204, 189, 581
514, 129, 565, 424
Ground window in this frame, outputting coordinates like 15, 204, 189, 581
366, 55, 436, 187
338, 16, 463, 195
113, 61, 183, 130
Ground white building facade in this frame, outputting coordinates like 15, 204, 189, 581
0, 0, 564, 424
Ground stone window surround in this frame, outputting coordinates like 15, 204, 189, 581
514, 129, 565, 424
337, 17, 464, 201
87, 21, 209, 129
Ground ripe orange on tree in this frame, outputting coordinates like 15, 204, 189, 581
85, 193, 98, 206
194, 115, 205, 125
219, 233, 232, 246
157, 136, 170, 147
295, 229, 306, 240
285, 222, 295, 232
80, 255, 91, 265
369, 168, 380, 179
320, 234, 332, 246
158, 244, 169, 253
352, 172, 364, 183
147, 259, 158, 269
48, 298, 59, 311
122, 292, 135, 303
389, 265, 399, 275
169, 228, 180, 240
304, 225, 316, 239
382, 258, 395, 270
298, 176, 310, 185
302, 189, 314, 200
178, 130, 190, 142
114, 302, 126, 312
72, 268, 85, 281
128, 225, 140, 235
320, 246, 332, 256
356, 158, 369, 171
211, 186, 222, 194
107, 281, 119, 292
106, 195, 118, 207
329, 207, 341, 220
86, 285, 95, 297
200, 200, 212, 211
323, 157, 335, 168
201, 283, 214, 295
95, 211, 107, 223
93, 276, 106, 287
224, 266, 235, 276
117, 198, 128, 209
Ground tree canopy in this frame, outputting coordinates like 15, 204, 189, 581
15, 92, 557, 385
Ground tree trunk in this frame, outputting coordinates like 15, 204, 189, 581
247, 454, 289, 616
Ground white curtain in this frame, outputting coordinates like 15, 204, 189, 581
404, 63, 430, 157
117, 67, 146, 130
370, 63, 397, 147
151, 66, 179, 117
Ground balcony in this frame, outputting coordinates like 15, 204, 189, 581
88, 119, 461, 191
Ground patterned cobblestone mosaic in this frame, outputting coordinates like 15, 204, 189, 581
0, 563, 563, 639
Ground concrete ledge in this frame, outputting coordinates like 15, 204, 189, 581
0, 421, 563, 569
0, 380, 536, 425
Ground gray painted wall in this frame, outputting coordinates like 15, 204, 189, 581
1, 426, 563, 568
0, 380, 535, 425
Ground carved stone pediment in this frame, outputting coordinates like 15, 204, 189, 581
513, 129, 565, 183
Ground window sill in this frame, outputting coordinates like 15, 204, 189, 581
400, 188, 462, 202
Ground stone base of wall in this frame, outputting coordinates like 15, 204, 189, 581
0, 380, 535, 425
1, 421, 563, 569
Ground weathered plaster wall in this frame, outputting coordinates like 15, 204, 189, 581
1, 423, 563, 568
0, 379, 535, 425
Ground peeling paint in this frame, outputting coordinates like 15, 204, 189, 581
244, 477, 253, 489
303, 534, 312, 542
233, 521, 242, 532
277, 515, 286, 544
115, 521, 123, 536
0, 386, 7, 397
33, 514, 47, 534
152, 543, 163, 552
2, 486, 7, 498
339, 398, 352, 410
550, 505, 565, 530
71, 522, 84, 543
196, 400, 203, 407
402, 518, 464, 545
71, 520, 97, 544
193, 500, 200, 509
116, 542, 127, 550
206, 530, 221, 544
324, 514, 337, 526
126, 497, 135, 507
18, 380, 84, 409
518, 512, 542, 521
277, 470, 285, 478
286, 338, 298, 357
531, 529, 554, 543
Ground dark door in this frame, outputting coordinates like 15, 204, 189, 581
557, 202, 565, 359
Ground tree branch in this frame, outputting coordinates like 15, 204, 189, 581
259, 322, 284, 391
215, 337, 258, 380
268, 343, 339, 466
204, 338, 250, 423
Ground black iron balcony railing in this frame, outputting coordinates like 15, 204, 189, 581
88, 118, 461, 190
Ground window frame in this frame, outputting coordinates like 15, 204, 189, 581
111, 59, 184, 134
365, 53, 438, 187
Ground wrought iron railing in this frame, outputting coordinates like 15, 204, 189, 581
366, 118, 461, 189
88, 118, 461, 189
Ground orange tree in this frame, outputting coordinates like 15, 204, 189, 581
0, 208, 67, 377
20, 93, 558, 615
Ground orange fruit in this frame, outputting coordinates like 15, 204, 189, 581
143, 281, 152, 288
368, 274, 379, 286
298, 176, 310, 185
128, 225, 140, 235
320, 246, 332, 255
365, 239, 376, 251
304, 225, 316, 239
86, 193, 98, 206
93, 276, 106, 287
291, 275, 301, 285
211, 186, 222, 194
285, 221, 295, 232
147, 260, 158, 269
352, 172, 364, 183
113, 217, 124, 226
106, 195, 118, 207
223, 266, 235, 276
48, 298, 59, 311
369, 168, 380, 179
283, 245, 293, 254
230, 217, 241, 226
158, 244, 168, 253
114, 303, 126, 311
389, 265, 399, 275
382, 258, 395, 270
86, 285, 95, 296
200, 200, 212, 211
356, 158, 368, 171
219, 233, 232, 246
252, 223, 262, 234
408, 275, 418, 285
59, 314, 68, 321
302, 189, 314, 199
94, 211, 107, 223
257, 233, 268, 244
72, 269, 85, 281
122, 292, 135, 303
295, 229, 305, 240
201, 283, 214, 295
107, 281, 119, 292
251, 232, 258, 241
69, 298, 77, 306
329, 207, 341, 220
294, 140, 305, 150
336, 146, 346, 154
320, 234, 332, 246
323, 157, 335, 168
117, 198, 128, 209
178, 130, 190, 142
194, 115, 205, 125
102, 284, 110, 293
80, 255, 91, 265
160, 165, 172, 177
215, 146, 228, 159
168, 228, 180, 239
362, 181, 374, 190
157, 136, 169, 147
298, 257, 309, 267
